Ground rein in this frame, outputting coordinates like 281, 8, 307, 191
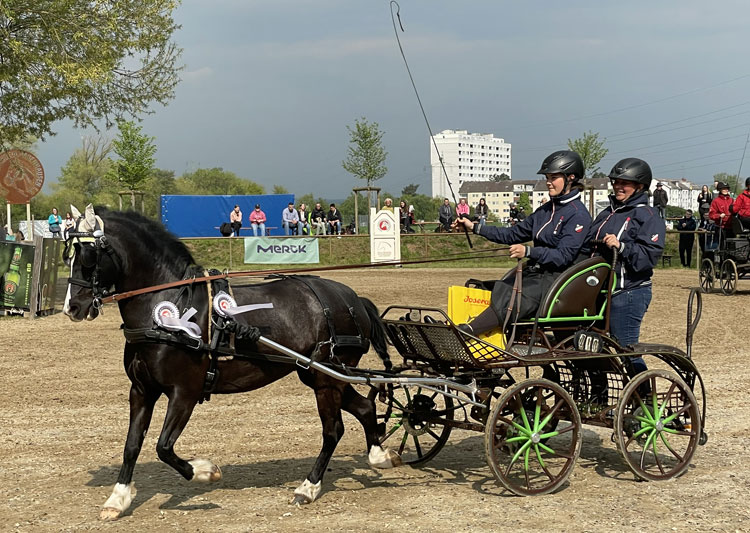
96, 247, 513, 305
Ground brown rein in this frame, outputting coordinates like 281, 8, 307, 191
97, 247, 513, 304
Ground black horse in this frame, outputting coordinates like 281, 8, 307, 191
63, 205, 398, 520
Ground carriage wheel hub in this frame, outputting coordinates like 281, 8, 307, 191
531, 432, 541, 444
655, 420, 664, 431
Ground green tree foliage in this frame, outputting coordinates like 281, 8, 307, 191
517, 192, 532, 213
51, 136, 116, 210
713, 172, 739, 194
342, 117, 388, 187
272, 184, 289, 194
140, 168, 177, 218
567, 131, 608, 178
0, 0, 182, 147
175, 168, 265, 196
490, 173, 510, 182
401, 183, 419, 196
107, 120, 157, 191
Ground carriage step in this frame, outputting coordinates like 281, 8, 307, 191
508, 344, 549, 356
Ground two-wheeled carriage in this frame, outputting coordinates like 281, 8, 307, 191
370, 253, 708, 495
700, 220, 750, 295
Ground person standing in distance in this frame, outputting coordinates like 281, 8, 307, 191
453, 150, 592, 335
652, 182, 668, 219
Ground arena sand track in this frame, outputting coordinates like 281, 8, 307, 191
0, 269, 748, 532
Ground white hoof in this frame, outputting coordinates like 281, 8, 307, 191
100, 482, 135, 520
189, 459, 222, 482
291, 479, 321, 505
368, 445, 402, 469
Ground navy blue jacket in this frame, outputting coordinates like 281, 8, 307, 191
581, 190, 665, 292
476, 189, 591, 272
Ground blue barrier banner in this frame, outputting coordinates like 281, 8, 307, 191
160, 194, 295, 238
244, 238, 319, 264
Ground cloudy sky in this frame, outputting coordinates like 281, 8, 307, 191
35, 0, 750, 197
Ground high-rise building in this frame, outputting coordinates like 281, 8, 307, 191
430, 130, 511, 198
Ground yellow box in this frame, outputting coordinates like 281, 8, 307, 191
447, 285, 505, 350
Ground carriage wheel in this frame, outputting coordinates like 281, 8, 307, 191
367, 385, 454, 465
614, 369, 701, 481
720, 259, 738, 295
484, 378, 581, 496
699, 258, 715, 293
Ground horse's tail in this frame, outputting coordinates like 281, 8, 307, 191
360, 297, 392, 371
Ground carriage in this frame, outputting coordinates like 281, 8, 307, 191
64, 206, 708, 519
699, 218, 750, 295
373, 253, 708, 495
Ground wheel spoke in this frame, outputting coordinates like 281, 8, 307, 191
533, 387, 543, 431
662, 403, 692, 425
398, 430, 408, 455
657, 382, 677, 419
535, 445, 554, 479
639, 430, 657, 470
661, 428, 696, 437
425, 427, 441, 440
382, 421, 404, 442
508, 440, 532, 473
413, 435, 423, 458
652, 433, 665, 474
538, 398, 565, 430
659, 432, 685, 462
516, 395, 531, 432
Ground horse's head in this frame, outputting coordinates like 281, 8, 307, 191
63, 204, 121, 321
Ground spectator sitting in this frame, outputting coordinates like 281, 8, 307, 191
249, 204, 267, 236
438, 198, 453, 231
282, 202, 300, 235
456, 198, 470, 219
229, 204, 242, 236
297, 203, 311, 235
399, 200, 415, 233
326, 203, 342, 235
732, 177, 750, 230
310, 202, 327, 235
63, 211, 75, 240
475, 198, 488, 230
383, 198, 394, 211
709, 181, 734, 240
48, 207, 62, 240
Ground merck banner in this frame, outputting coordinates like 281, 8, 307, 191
244, 238, 319, 264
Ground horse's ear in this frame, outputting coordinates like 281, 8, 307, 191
84, 204, 97, 230
70, 205, 82, 219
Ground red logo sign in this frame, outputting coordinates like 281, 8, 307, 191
379, 220, 390, 231
0, 150, 45, 204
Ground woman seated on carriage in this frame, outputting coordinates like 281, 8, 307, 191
579, 158, 665, 374
731, 177, 750, 232
453, 150, 592, 336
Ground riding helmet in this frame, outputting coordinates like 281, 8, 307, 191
608, 158, 652, 189
536, 150, 585, 182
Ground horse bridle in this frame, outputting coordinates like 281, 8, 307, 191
65, 222, 122, 311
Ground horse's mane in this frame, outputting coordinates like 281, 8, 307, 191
97, 207, 197, 277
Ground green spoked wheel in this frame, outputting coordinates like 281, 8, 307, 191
614, 369, 701, 481
699, 258, 715, 293
368, 385, 454, 465
484, 378, 581, 496
720, 259, 738, 295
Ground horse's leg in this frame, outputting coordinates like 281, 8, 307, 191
100, 385, 159, 521
155, 391, 222, 483
340, 385, 401, 469
292, 384, 345, 505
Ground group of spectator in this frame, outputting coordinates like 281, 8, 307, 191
227, 202, 344, 237
438, 197, 492, 232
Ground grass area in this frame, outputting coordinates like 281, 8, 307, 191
182, 230, 697, 272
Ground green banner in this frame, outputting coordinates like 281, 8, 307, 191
244, 237, 319, 264
0, 241, 35, 310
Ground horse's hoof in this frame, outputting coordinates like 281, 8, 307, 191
100, 507, 122, 521
291, 493, 313, 506
190, 459, 222, 482
291, 479, 321, 505
386, 449, 403, 467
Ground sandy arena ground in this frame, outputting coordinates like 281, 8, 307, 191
0, 268, 748, 532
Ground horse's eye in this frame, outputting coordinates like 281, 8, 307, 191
79, 247, 97, 268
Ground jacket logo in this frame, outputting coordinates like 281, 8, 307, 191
651, 234, 659, 242
575, 224, 583, 233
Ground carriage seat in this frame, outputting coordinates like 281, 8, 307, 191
536, 256, 613, 322
732, 216, 750, 234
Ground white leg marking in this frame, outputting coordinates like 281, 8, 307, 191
292, 479, 322, 504
189, 459, 222, 482
100, 482, 136, 521
62, 256, 74, 317
368, 445, 402, 469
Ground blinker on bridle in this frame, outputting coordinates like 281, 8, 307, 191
66, 224, 121, 310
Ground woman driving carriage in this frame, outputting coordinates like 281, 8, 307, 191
580, 157, 665, 373
453, 150, 592, 336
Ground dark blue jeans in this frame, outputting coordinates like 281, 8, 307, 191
610, 285, 652, 373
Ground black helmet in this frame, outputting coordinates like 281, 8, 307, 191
608, 158, 652, 189
716, 181, 730, 191
745, 177, 750, 188
537, 150, 585, 181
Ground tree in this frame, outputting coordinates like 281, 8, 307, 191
517, 192, 532, 213
712, 172, 739, 193
272, 185, 289, 194
342, 117, 388, 187
567, 131, 608, 178
107, 120, 157, 192
401, 183, 419, 196
490, 173, 510, 182
0, 0, 182, 147
175, 168, 265, 196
